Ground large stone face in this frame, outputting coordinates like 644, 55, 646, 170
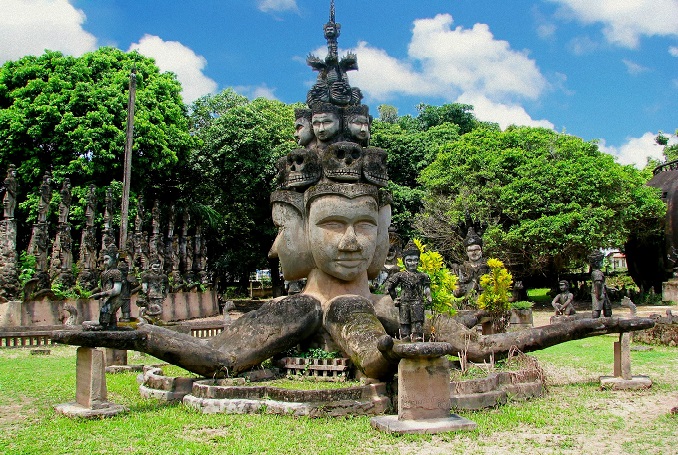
307, 194, 378, 283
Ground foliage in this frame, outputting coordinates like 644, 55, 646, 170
656, 129, 678, 162
477, 258, 513, 314
0, 47, 194, 233
17, 251, 36, 288
417, 125, 666, 281
186, 89, 296, 284
510, 300, 534, 310
402, 238, 459, 314
286, 347, 340, 359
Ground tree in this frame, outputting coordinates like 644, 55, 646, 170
417, 125, 666, 283
0, 48, 193, 243
656, 129, 678, 162
186, 90, 297, 287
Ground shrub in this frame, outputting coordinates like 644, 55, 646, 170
477, 258, 513, 314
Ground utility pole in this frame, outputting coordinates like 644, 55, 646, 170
119, 66, 137, 252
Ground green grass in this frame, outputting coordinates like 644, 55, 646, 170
0, 338, 676, 454
526, 287, 551, 303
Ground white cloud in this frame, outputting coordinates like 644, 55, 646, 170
0, 0, 97, 63
622, 59, 650, 75
307, 14, 552, 129
457, 93, 555, 130
670, 46, 678, 57
257, 0, 298, 13
129, 35, 217, 104
407, 14, 547, 100
548, 0, 678, 48
537, 23, 557, 39
234, 84, 278, 100
567, 35, 600, 55
598, 132, 676, 168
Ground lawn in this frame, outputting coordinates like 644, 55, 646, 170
0, 331, 676, 454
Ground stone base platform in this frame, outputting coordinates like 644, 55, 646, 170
600, 375, 652, 390
370, 414, 476, 434
183, 379, 390, 417
54, 401, 127, 418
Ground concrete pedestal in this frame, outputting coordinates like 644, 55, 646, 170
371, 342, 476, 434
54, 347, 127, 418
600, 333, 652, 391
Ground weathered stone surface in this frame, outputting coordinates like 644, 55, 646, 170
183, 381, 389, 417
450, 390, 507, 410
398, 356, 451, 420
370, 414, 477, 434
75, 347, 107, 408
600, 375, 652, 390
54, 401, 127, 418
393, 341, 452, 359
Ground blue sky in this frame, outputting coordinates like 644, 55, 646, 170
2, 0, 677, 167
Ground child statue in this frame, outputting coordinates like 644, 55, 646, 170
385, 241, 432, 341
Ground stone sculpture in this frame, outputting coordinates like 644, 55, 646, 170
551, 280, 575, 315
54, 1, 655, 381
58, 178, 72, 224
3, 164, 17, 219
590, 251, 612, 318
139, 257, 167, 320
385, 241, 432, 341
37, 172, 51, 223
454, 227, 490, 300
294, 108, 315, 148
85, 244, 124, 331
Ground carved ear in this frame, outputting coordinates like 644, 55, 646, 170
367, 204, 391, 279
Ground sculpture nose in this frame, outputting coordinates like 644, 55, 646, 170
338, 226, 361, 251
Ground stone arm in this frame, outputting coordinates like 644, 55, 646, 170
384, 274, 400, 306
53, 294, 322, 378
593, 279, 604, 301
90, 282, 122, 302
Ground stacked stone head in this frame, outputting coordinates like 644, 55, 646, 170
271, 2, 390, 288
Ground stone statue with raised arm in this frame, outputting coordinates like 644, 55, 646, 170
85, 244, 123, 331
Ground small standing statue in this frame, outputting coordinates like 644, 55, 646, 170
139, 257, 168, 321
551, 280, 576, 315
86, 244, 123, 331
385, 241, 432, 342
589, 251, 612, 318
37, 172, 52, 223
58, 178, 71, 224
3, 164, 17, 219
85, 184, 96, 228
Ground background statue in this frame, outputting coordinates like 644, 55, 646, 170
86, 245, 123, 331
85, 184, 96, 227
139, 257, 168, 321
385, 241, 432, 341
552, 280, 575, 315
3, 165, 17, 219
37, 172, 51, 223
454, 227, 489, 300
58, 178, 71, 224
589, 251, 612, 318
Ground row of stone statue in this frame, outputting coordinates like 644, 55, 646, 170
552, 250, 613, 318
0, 166, 209, 301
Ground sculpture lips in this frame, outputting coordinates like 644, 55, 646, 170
335, 259, 364, 268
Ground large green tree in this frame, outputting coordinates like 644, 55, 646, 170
186, 89, 297, 287
0, 47, 193, 241
417, 125, 665, 283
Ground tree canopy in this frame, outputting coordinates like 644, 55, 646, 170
0, 47, 193, 236
416, 125, 665, 282
185, 89, 297, 284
